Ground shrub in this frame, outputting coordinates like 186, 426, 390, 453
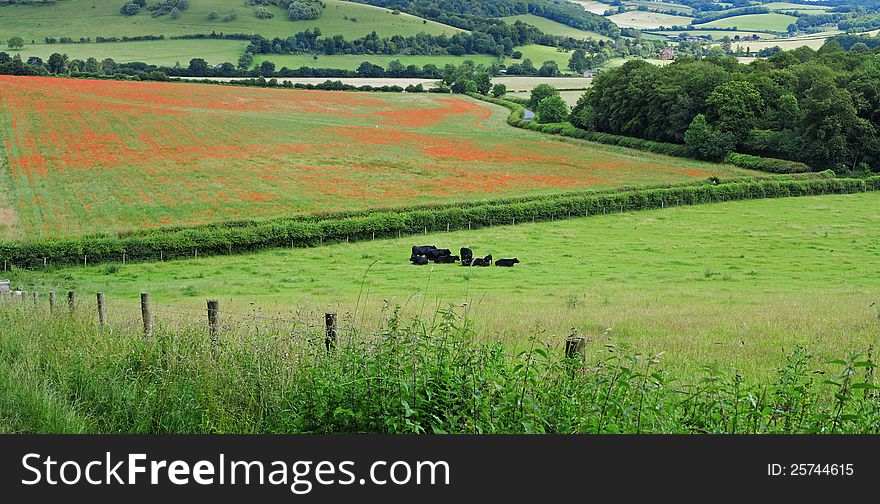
723, 152, 812, 174
119, 2, 141, 16
288, 0, 322, 20
536, 95, 569, 124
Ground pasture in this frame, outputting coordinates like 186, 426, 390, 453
509, 44, 578, 71
0, 76, 751, 239
500, 14, 612, 41
9, 39, 248, 67
607, 11, 694, 29
0, 0, 460, 42
13, 191, 880, 377
252, 53, 499, 71
699, 13, 799, 32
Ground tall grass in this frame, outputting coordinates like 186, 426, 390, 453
1, 303, 878, 434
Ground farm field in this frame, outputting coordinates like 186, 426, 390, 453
571, 0, 612, 15
0, 75, 753, 239
253, 53, 499, 72
500, 14, 612, 41
763, 2, 830, 12
699, 13, 799, 32
626, 1, 695, 15
9, 39, 248, 67
728, 31, 842, 51
607, 11, 694, 29
509, 44, 579, 72
0, 0, 461, 42
14, 192, 880, 377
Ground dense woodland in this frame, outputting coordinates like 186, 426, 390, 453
571, 36, 880, 174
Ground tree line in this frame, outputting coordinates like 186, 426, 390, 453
570, 38, 880, 175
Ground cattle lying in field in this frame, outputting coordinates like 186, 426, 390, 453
460, 247, 473, 264
425, 248, 452, 261
495, 258, 519, 267
412, 245, 437, 257
471, 254, 493, 267
435, 255, 459, 264
410, 255, 429, 265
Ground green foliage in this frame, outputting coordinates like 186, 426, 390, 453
288, 0, 323, 21
685, 114, 732, 161
2, 306, 880, 434
723, 153, 812, 174
528, 83, 558, 109
536, 94, 569, 123
490, 83, 506, 98
7, 37, 24, 50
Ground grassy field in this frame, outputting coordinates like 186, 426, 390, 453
763, 2, 830, 12
699, 13, 799, 32
608, 11, 694, 29
9, 39, 248, 66
509, 44, 579, 72
0, 75, 750, 239
500, 14, 612, 41
12, 191, 880, 377
0, 0, 461, 43
571, 0, 612, 15
728, 31, 842, 52
626, 1, 695, 15
253, 53, 498, 71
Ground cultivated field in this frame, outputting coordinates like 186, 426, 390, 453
571, 0, 612, 15
15, 192, 880, 377
699, 13, 799, 32
509, 44, 579, 72
10, 39, 248, 67
0, 0, 460, 42
730, 31, 842, 51
608, 11, 694, 29
647, 29, 774, 39
500, 14, 612, 41
0, 76, 752, 239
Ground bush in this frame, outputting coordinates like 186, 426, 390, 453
536, 95, 569, 124
119, 2, 141, 16
491, 83, 506, 98
723, 152, 812, 174
254, 6, 273, 18
288, 0, 322, 20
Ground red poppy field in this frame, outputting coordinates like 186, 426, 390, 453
0, 75, 752, 239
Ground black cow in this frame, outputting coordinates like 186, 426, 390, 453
472, 254, 493, 267
412, 245, 437, 256
435, 255, 459, 264
425, 248, 452, 260
410, 255, 429, 265
495, 258, 519, 267
460, 247, 473, 264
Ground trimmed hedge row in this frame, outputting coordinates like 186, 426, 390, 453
1, 176, 878, 269
472, 93, 817, 173
723, 152, 812, 174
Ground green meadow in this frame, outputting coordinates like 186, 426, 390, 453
500, 14, 612, 41
13, 191, 880, 378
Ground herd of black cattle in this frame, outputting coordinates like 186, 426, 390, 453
410, 245, 519, 267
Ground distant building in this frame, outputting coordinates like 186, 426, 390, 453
582, 70, 595, 77
523, 110, 536, 121
660, 48, 675, 60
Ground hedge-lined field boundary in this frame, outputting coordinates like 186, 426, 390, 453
470, 93, 814, 173
1, 175, 878, 269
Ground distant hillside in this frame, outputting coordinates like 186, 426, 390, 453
0, 0, 462, 42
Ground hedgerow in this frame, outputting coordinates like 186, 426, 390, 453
723, 152, 812, 174
1, 175, 876, 269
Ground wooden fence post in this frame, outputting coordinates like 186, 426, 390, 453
207, 299, 219, 347
67, 291, 75, 313
140, 292, 152, 340
325, 312, 338, 353
564, 336, 585, 360
97, 293, 106, 330
32, 291, 38, 308
49, 291, 56, 314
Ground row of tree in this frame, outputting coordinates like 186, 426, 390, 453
570, 38, 880, 174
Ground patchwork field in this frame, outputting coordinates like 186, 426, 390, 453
571, 0, 612, 15
699, 13, 799, 32
0, 0, 461, 42
500, 14, 612, 41
14, 192, 880, 376
0, 76, 752, 239
509, 44, 580, 71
